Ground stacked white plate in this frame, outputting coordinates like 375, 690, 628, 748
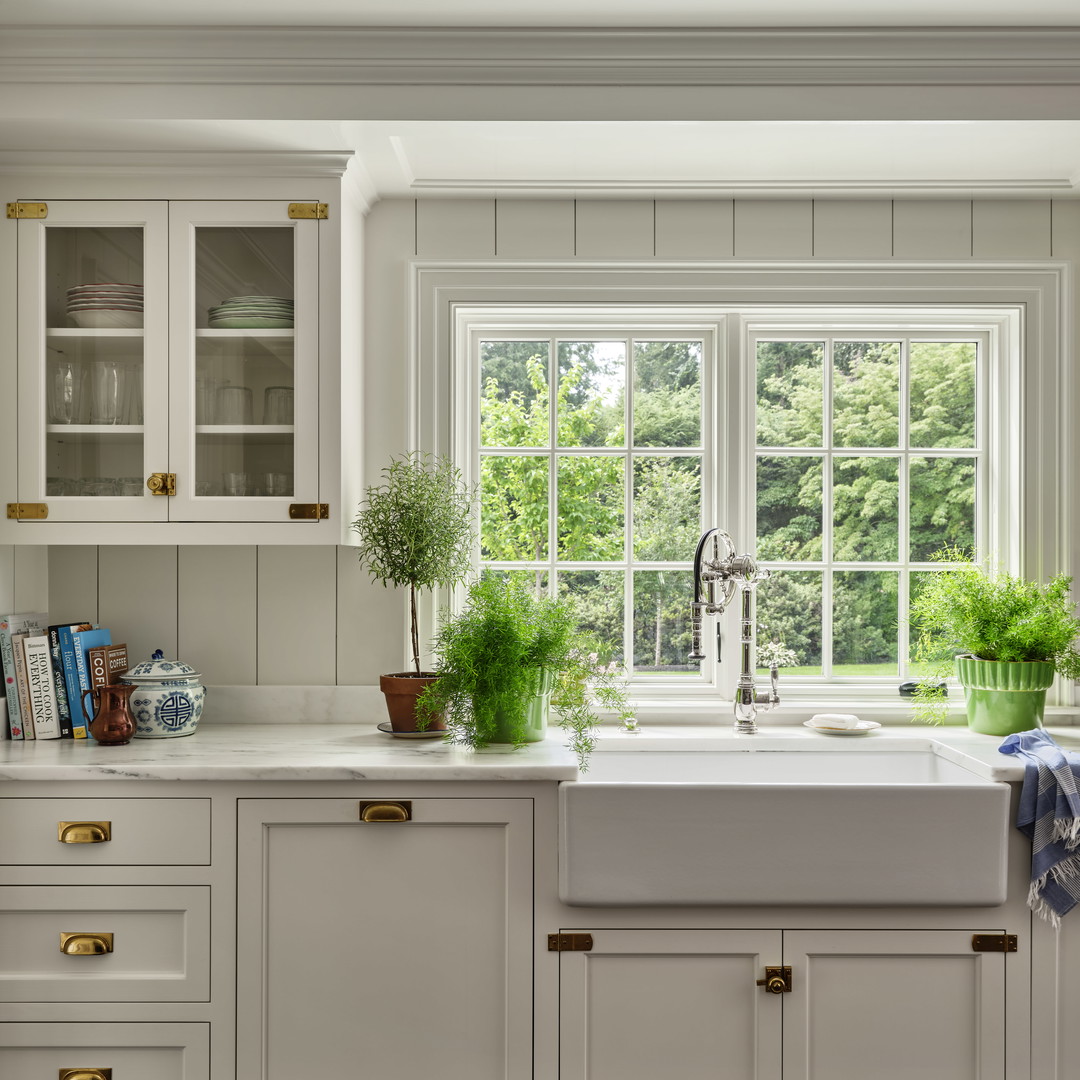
66, 282, 144, 329
208, 295, 294, 329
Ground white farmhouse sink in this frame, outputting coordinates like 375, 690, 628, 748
559, 748, 1010, 906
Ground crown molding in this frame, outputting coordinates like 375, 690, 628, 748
4, 26, 1080, 86
0, 149, 354, 177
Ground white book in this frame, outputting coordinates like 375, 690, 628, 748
22, 634, 61, 740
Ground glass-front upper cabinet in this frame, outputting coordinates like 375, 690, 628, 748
16, 200, 170, 522
14, 199, 320, 526
168, 201, 319, 522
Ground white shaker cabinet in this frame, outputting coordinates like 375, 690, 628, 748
236, 797, 534, 1080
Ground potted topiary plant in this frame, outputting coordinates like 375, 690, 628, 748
351, 452, 476, 731
910, 546, 1080, 734
416, 575, 632, 769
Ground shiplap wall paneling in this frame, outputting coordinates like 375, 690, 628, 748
1051, 200, 1080, 258
256, 546, 337, 684
654, 200, 734, 259
335, 546, 406, 684
812, 200, 893, 258
47, 546, 98, 624
733, 200, 813, 258
892, 201, 973, 259
177, 546, 257, 685
98, 546, 178, 665
416, 199, 496, 258
972, 200, 1052, 258
574, 200, 655, 257
496, 200, 576, 258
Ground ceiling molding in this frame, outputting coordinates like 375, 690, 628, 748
5, 26, 1080, 86
0, 149, 355, 177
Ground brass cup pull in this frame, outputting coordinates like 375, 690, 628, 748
60, 932, 114, 956
58, 821, 112, 844
358, 801, 412, 822
60, 1071, 112, 1080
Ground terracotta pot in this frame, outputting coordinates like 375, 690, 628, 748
379, 672, 445, 732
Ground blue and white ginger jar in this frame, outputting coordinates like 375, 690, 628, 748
122, 649, 206, 738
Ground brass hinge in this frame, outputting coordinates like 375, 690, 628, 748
288, 202, 328, 220
756, 965, 793, 993
548, 932, 594, 952
972, 933, 1018, 953
289, 502, 330, 520
146, 473, 176, 496
7, 502, 48, 519
6, 201, 47, 219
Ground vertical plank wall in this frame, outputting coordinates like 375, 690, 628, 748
46, 196, 1080, 686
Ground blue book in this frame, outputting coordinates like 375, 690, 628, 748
58, 623, 98, 739
46, 625, 76, 738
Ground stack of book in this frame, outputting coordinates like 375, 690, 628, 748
0, 612, 128, 740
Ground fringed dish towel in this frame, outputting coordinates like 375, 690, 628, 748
999, 729, 1080, 925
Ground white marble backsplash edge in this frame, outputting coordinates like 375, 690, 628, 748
201, 684, 387, 725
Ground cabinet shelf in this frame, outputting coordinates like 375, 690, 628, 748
46, 424, 144, 436
196, 425, 294, 436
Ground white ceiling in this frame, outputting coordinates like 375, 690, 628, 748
6, 4, 1080, 200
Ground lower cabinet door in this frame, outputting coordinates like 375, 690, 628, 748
236, 798, 533, 1080
783, 930, 1006, 1080
0, 1022, 209, 1080
557, 929, 784, 1080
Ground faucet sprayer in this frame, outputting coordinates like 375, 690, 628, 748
690, 528, 779, 734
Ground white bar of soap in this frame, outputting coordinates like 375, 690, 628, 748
810, 713, 860, 729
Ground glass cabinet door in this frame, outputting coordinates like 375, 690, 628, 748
16, 201, 170, 522
168, 202, 319, 522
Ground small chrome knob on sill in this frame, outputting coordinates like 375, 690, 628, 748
59, 932, 114, 955
60, 1070, 112, 1080
58, 821, 111, 844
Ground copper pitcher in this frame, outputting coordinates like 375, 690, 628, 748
82, 683, 137, 745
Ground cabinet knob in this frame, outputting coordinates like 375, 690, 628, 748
58, 821, 112, 844
756, 966, 792, 993
358, 801, 412, 822
60, 1071, 112, 1080
59, 932, 114, 956
757, 975, 787, 994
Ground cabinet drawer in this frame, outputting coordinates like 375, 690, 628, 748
0, 799, 210, 865
0, 1022, 209, 1080
0, 885, 210, 1002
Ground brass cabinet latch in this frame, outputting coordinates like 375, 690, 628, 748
972, 934, 1018, 953
146, 473, 176, 496
756, 966, 793, 993
548, 933, 594, 952
6, 503, 48, 519
289, 503, 330, 520
7, 201, 47, 219
288, 202, 329, 220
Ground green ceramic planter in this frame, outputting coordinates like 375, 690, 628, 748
488, 669, 554, 744
955, 654, 1055, 736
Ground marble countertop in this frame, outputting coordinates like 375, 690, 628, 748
0, 720, 1072, 783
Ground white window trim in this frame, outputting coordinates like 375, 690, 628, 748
410, 260, 1071, 722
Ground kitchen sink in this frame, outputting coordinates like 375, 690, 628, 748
559, 746, 1010, 906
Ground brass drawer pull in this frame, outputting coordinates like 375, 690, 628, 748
358, 801, 412, 822
60, 1071, 112, 1080
58, 821, 112, 844
60, 932, 114, 956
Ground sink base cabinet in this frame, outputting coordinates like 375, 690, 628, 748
236, 797, 534, 1080
557, 928, 1008, 1080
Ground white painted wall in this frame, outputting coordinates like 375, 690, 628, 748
44, 195, 1080, 686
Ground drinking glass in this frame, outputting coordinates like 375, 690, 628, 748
263, 472, 291, 496
47, 359, 81, 424
216, 385, 253, 425
89, 360, 126, 425
223, 472, 249, 497
263, 386, 294, 425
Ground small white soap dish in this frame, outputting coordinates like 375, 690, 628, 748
805, 714, 881, 737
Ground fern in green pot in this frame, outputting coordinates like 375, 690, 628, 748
417, 576, 632, 769
911, 547, 1080, 734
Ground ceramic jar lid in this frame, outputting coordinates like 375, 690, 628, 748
124, 649, 202, 683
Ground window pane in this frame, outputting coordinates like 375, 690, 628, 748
754, 570, 823, 676
480, 456, 549, 561
633, 569, 694, 673
557, 341, 625, 448
756, 455, 823, 561
558, 570, 624, 663
833, 341, 900, 448
833, 456, 899, 561
480, 340, 549, 448
557, 455, 624, 560
833, 571, 899, 675
756, 341, 824, 448
632, 456, 701, 561
633, 341, 701, 447
909, 456, 976, 561
910, 342, 976, 449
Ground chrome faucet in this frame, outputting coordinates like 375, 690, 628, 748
689, 528, 779, 734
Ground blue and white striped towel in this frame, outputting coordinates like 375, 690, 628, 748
999, 729, 1080, 925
